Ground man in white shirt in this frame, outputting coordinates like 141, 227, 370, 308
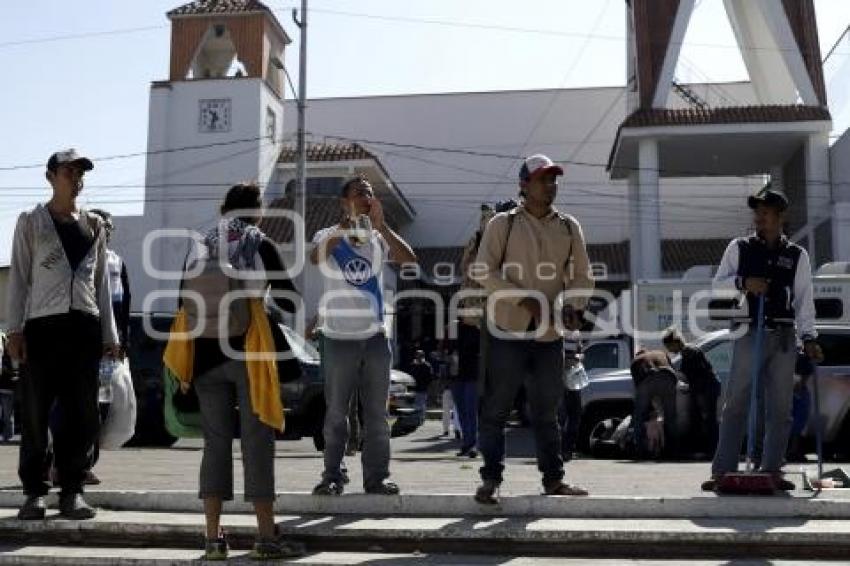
309, 175, 416, 496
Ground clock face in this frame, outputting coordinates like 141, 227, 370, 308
198, 98, 232, 133
266, 107, 276, 141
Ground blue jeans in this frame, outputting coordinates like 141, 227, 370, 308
321, 334, 393, 488
478, 334, 565, 485
712, 327, 796, 476
450, 381, 478, 451
414, 392, 428, 426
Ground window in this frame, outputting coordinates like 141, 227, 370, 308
583, 343, 620, 371
818, 332, 850, 367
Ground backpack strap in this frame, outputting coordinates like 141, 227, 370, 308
497, 208, 519, 269
555, 212, 575, 276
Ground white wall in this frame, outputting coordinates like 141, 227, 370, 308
284, 84, 758, 248
113, 78, 284, 311
829, 128, 850, 261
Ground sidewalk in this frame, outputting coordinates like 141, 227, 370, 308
4, 420, 850, 562
0, 420, 847, 500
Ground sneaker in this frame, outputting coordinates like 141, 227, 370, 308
312, 479, 344, 496
58, 493, 97, 520
474, 480, 500, 505
203, 535, 229, 561
250, 539, 306, 560
701, 478, 718, 492
17, 496, 46, 520
467, 449, 478, 458
543, 481, 588, 496
364, 480, 400, 495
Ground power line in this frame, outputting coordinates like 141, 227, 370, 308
0, 127, 839, 187
0, 133, 294, 172
276, 5, 850, 56
1, 4, 844, 57
0, 25, 166, 49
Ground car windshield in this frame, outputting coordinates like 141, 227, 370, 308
280, 325, 320, 363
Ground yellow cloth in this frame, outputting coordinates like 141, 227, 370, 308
245, 299, 284, 431
162, 308, 194, 382
162, 303, 284, 431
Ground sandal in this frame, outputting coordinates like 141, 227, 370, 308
543, 481, 588, 496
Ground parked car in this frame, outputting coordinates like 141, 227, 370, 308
126, 312, 423, 447
578, 325, 850, 457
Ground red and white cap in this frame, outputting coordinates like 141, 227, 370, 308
519, 154, 564, 183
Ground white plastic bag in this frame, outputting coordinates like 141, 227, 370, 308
99, 359, 137, 450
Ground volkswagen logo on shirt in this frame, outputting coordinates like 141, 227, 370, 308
343, 256, 373, 287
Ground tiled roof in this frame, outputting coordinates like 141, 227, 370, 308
278, 143, 375, 164
621, 105, 830, 129
167, 0, 271, 17
260, 196, 340, 244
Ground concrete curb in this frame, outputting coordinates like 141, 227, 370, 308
3, 511, 850, 560
2, 490, 850, 519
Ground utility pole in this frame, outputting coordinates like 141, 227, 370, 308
292, 0, 308, 245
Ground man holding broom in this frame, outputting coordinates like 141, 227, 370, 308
703, 185, 822, 492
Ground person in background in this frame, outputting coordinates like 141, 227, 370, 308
451, 202, 512, 458
410, 350, 433, 426
7, 149, 120, 520
630, 349, 678, 459
662, 327, 719, 457
89, 210, 131, 353
787, 351, 814, 462
82, 209, 132, 486
559, 334, 586, 462
0, 333, 17, 443
439, 347, 460, 439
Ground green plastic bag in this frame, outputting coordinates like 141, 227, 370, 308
162, 367, 203, 438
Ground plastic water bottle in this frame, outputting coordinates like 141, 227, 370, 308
98, 358, 116, 404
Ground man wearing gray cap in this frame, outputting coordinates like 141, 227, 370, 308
6, 149, 119, 520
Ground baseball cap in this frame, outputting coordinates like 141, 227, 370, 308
747, 184, 788, 211
46, 149, 94, 173
519, 154, 564, 183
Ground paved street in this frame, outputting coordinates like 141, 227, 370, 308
1, 420, 848, 499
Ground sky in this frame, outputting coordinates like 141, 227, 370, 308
1, 0, 849, 264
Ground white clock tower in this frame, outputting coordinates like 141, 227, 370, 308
116, 0, 290, 311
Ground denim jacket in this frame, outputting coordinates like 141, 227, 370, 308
6, 204, 118, 346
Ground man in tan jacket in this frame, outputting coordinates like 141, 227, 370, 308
473, 154, 594, 504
